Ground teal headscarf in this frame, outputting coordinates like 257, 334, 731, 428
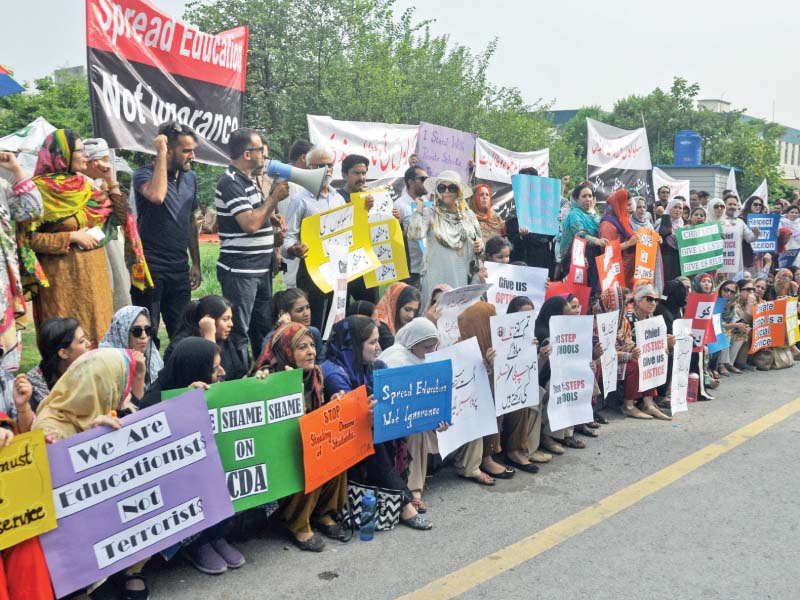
560, 198, 600, 260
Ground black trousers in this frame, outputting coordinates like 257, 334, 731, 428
131, 269, 191, 349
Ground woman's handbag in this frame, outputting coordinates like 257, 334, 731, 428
340, 481, 402, 531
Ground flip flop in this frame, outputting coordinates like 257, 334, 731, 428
594, 413, 610, 425
561, 436, 586, 449
401, 513, 433, 530
459, 472, 495, 486
480, 465, 515, 479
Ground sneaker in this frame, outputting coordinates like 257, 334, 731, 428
185, 543, 228, 575
211, 538, 246, 569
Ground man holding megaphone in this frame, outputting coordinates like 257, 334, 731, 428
215, 128, 290, 363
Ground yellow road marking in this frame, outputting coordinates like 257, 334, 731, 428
399, 397, 800, 600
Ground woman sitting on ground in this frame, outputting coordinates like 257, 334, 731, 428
375, 282, 422, 349
100, 306, 163, 395
253, 322, 348, 552
264, 288, 322, 357
321, 315, 432, 530
166, 295, 247, 380
26, 317, 91, 412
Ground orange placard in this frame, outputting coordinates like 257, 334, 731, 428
299, 385, 374, 492
750, 299, 787, 353
595, 240, 624, 291
633, 229, 661, 285
545, 282, 591, 315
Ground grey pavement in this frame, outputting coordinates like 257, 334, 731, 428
97, 365, 800, 600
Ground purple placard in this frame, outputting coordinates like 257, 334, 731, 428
415, 121, 476, 183
40, 390, 233, 598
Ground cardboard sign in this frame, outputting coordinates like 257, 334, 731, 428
747, 214, 780, 253
779, 249, 800, 269
547, 315, 595, 431
750, 299, 787, 353
416, 121, 476, 182
684, 292, 718, 352
676, 223, 724, 275
362, 216, 410, 288
299, 386, 374, 492
511, 174, 561, 236
595, 239, 624, 291
372, 361, 453, 443
427, 337, 498, 458
719, 225, 742, 274
786, 298, 800, 346
596, 311, 620, 398
40, 391, 233, 598
491, 311, 540, 415
705, 298, 731, 354
567, 237, 587, 285
633, 229, 661, 285
163, 373, 306, 512
635, 315, 668, 391
322, 245, 349, 340
474, 138, 549, 183
435, 284, 492, 348
545, 282, 591, 315
670, 319, 694, 414
485, 262, 548, 318
0, 430, 57, 551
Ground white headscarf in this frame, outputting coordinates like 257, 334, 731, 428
705, 198, 725, 222
379, 318, 438, 368
666, 198, 685, 228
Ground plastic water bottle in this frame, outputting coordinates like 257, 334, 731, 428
359, 490, 377, 541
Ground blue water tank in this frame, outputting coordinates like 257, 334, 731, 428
674, 130, 702, 166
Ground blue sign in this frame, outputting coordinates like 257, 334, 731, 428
372, 360, 453, 443
706, 298, 731, 354
512, 174, 561, 236
779, 249, 800, 268
746, 213, 779, 253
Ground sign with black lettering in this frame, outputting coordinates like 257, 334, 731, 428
86, 0, 248, 165
547, 315, 595, 431
40, 390, 232, 598
166, 370, 306, 512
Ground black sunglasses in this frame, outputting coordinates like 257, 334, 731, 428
130, 325, 155, 338
722, 287, 737, 294
643, 296, 657, 303
742, 287, 755, 291
437, 183, 459, 194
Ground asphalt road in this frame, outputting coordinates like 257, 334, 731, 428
96, 364, 800, 600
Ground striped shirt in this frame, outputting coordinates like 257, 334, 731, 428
215, 166, 274, 276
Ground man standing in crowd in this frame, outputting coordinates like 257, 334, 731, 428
280, 140, 314, 287
689, 189, 700, 209
721, 193, 758, 274
132, 122, 202, 346
335, 153, 378, 304
698, 190, 710, 206
216, 128, 289, 362
283, 147, 346, 329
654, 185, 670, 212
395, 165, 429, 288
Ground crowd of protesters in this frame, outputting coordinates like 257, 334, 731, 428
0, 121, 797, 600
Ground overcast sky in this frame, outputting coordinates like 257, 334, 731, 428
4, 0, 799, 129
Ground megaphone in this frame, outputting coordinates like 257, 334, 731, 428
265, 159, 326, 198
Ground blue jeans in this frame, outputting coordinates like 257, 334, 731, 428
217, 267, 273, 363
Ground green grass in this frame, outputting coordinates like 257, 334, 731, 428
16, 242, 289, 373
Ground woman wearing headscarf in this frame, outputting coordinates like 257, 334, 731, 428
321, 315, 432, 530
469, 184, 505, 242
254, 322, 348, 551
380, 318, 445, 512
456, 302, 535, 476
779, 205, 800, 267
655, 198, 685, 283
630, 195, 654, 231
139, 337, 222, 409
616, 285, 672, 420
34, 349, 148, 598
100, 306, 164, 394
600, 189, 639, 288
408, 170, 484, 305
740, 196, 768, 269
559, 182, 607, 292
23, 129, 151, 345
375, 282, 422, 350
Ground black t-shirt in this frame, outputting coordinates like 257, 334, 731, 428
133, 164, 198, 272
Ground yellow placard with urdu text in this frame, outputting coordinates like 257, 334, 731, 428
363, 217, 410, 288
300, 199, 381, 293
0, 430, 58, 550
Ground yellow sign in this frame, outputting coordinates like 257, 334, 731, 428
300, 197, 381, 294
786, 297, 800, 345
363, 217, 410, 288
0, 430, 57, 550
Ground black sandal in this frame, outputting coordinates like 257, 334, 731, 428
315, 521, 351, 542
561, 436, 586, 449
479, 465, 515, 479
119, 573, 150, 600
575, 424, 599, 438
594, 413, 609, 425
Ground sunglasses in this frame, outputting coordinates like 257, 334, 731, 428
742, 287, 755, 292
751, 203, 763, 207
722, 287, 737, 294
437, 183, 460, 194
643, 296, 657, 303
130, 325, 155, 338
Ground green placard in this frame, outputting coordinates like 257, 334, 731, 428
676, 222, 724, 276
164, 370, 305, 512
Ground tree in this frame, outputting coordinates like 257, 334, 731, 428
0, 74, 92, 135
